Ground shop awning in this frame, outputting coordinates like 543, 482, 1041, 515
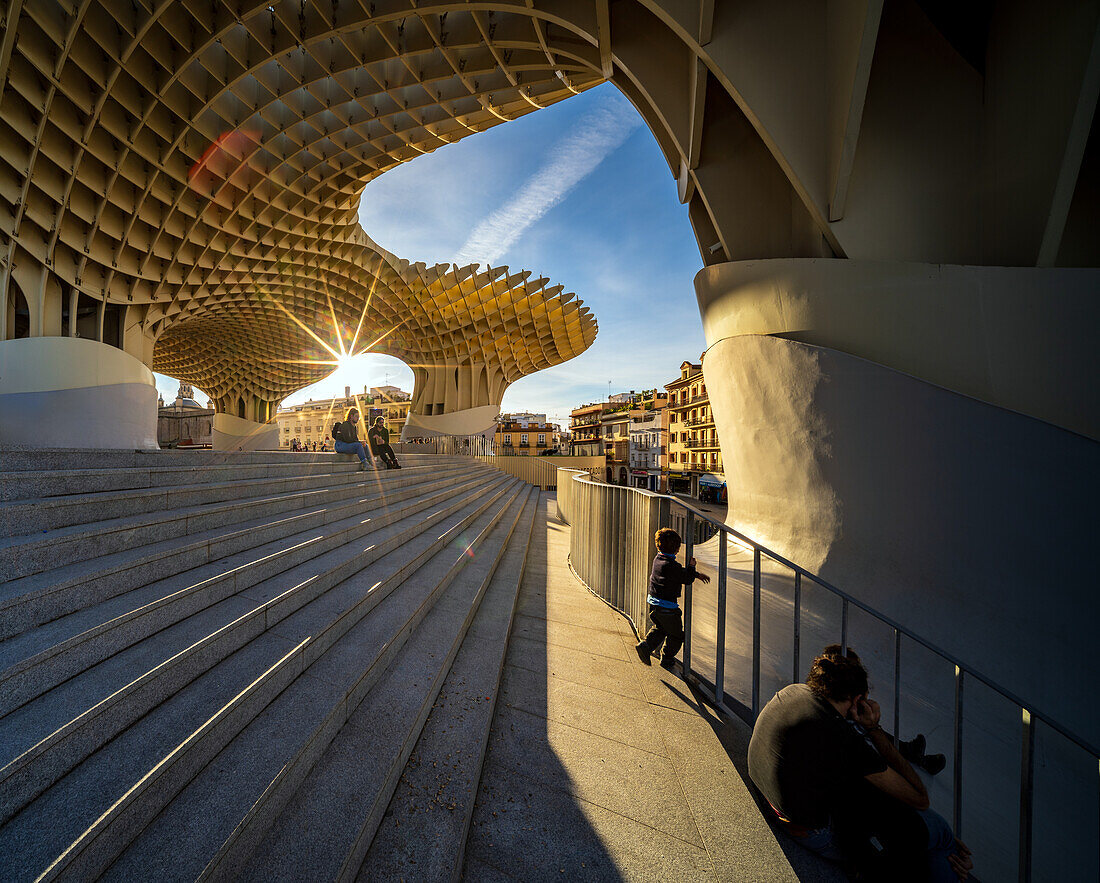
698, 473, 725, 487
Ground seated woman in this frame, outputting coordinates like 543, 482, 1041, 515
368, 416, 400, 469
331, 408, 371, 470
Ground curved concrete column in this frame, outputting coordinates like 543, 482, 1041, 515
212, 413, 280, 451
696, 259, 1100, 440
401, 405, 499, 441
703, 332, 1100, 746
0, 337, 158, 449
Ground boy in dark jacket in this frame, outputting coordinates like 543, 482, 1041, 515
635, 528, 711, 671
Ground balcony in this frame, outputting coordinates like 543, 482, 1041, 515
682, 437, 721, 450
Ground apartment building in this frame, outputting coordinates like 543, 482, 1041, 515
664, 359, 725, 499
569, 402, 611, 457
495, 414, 558, 455
628, 409, 668, 491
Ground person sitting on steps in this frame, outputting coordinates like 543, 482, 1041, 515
368, 416, 400, 469
331, 408, 371, 470
748, 646, 973, 881
635, 527, 710, 672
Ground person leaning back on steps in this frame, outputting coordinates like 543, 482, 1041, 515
635, 527, 710, 672
331, 408, 371, 470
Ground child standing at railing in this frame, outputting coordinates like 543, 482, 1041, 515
635, 528, 710, 672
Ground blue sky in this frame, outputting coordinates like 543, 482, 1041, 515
154, 83, 705, 428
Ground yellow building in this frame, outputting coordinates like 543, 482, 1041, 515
664, 360, 724, 499
495, 414, 558, 455
276, 386, 411, 449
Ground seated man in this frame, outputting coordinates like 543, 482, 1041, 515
368, 416, 400, 469
747, 648, 972, 881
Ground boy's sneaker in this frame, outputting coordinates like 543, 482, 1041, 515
634, 642, 652, 665
920, 753, 947, 775
659, 657, 677, 672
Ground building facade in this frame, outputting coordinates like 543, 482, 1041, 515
628, 409, 668, 492
665, 360, 724, 500
157, 383, 214, 448
569, 403, 611, 457
495, 414, 558, 455
275, 386, 411, 449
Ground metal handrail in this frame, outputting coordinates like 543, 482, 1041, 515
561, 468, 1098, 881
669, 494, 1098, 755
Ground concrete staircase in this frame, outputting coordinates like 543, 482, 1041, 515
0, 449, 537, 882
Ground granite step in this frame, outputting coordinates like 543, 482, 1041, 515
358, 490, 539, 883
0, 478, 523, 883
0, 459, 442, 534
0, 447, 294, 474
0, 460, 470, 583
0, 456, 370, 503
0, 475, 516, 824
236, 489, 538, 883
0, 463, 478, 639
0, 469, 499, 717
103, 485, 533, 883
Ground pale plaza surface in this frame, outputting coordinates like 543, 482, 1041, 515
467, 492, 838, 882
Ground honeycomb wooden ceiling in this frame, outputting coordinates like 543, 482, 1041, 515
1, 1, 602, 403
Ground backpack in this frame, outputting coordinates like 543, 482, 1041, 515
331, 421, 342, 441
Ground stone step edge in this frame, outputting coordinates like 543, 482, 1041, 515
360, 490, 539, 883
0, 462, 449, 534
28, 480, 525, 883
0, 461, 485, 558
0, 464, 475, 628
196, 487, 533, 883
0, 471, 507, 722
0, 476, 519, 821
230, 487, 535, 883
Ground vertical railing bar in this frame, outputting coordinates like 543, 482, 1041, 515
683, 509, 694, 677
752, 547, 761, 718
953, 665, 964, 838
1018, 708, 1034, 883
793, 571, 801, 685
840, 598, 849, 652
893, 630, 901, 749
715, 532, 728, 706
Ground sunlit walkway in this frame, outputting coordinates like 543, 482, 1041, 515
464, 495, 829, 882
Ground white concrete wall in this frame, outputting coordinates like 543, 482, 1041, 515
212, 413, 280, 451
702, 331, 1100, 747
0, 337, 158, 449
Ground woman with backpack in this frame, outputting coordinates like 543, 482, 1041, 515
331, 408, 370, 470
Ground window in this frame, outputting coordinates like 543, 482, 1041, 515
538, 433, 545, 444
504, 434, 512, 445
521, 434, 529, 445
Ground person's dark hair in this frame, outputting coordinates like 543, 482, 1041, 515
654, 528, 681, 555
345, 408, 358, 422
807, 646, 868, 702
373, 416, 384, 425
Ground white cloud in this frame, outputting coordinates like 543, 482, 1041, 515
453, 93, 642, 267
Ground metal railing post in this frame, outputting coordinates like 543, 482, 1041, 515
893, 630, 902, 750
683, 510, 694, 676
715, 533, 727, 706
793, 571, 801, 685
752, 547, 761, 718
953, 665, 964, 837
1018, 708, 1035, 883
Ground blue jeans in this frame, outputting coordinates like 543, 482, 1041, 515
334, 439, 368, 464
797, 807, 956, 882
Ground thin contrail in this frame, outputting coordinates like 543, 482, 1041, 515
454, 93, 642, 266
